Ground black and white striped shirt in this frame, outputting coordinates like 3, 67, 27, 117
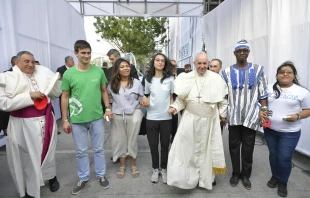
222, 63, 268, 130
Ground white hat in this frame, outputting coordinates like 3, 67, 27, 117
234, 39, 250, 51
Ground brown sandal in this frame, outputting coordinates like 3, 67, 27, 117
117, 166, 125, 179
131, 166, 140, 178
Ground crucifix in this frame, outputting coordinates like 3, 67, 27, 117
195, 74, 207, 103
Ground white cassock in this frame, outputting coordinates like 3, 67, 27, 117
0, 66, 61, 198
167, 70, 227, 190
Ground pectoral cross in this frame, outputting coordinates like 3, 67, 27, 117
196, 94, 201, 103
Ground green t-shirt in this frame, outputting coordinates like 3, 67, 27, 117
61, 65, 107, 123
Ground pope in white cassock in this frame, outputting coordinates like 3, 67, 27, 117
167, 52, 228, 190
0, 51, 61, 198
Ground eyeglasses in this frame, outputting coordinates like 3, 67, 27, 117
278, 71, 294, 75
155, 59, 165, 63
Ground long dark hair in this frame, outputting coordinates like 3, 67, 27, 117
110, 58, 133, 94
146, 53, 172, 83
273, 61, 300, 99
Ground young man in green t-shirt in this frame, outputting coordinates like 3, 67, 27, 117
61, 40, 113, 195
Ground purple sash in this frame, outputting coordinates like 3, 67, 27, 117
10, 103, 54, 165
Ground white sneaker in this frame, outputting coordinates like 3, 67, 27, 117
151, 169, 159, 183
161, 169, 167, 184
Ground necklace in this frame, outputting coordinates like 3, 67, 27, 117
195, 74, 207, 103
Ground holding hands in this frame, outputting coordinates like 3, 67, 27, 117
140, 97, 150, 107
260, 111, 268, 124
168, 107, 177, 115
104, 109, 114, 121
220, 116, 226, 126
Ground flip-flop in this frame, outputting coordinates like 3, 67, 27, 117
131, 166, 140, 178
117, 166, 125, 179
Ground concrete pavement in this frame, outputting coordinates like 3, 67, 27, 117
0, 120, 310, 198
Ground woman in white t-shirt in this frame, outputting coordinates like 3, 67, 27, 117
261, 61, 310, 197
140, 53, 174, 184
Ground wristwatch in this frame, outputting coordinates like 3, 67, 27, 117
261, 106, 268, 111
296, 113, 301, 120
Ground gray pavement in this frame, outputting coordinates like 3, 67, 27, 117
0, 120, 310, 198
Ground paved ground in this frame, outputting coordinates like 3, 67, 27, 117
0, 120, 310, 198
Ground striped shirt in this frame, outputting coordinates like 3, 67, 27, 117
222, 63, 268, 130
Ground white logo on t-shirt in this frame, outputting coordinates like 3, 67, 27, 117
69, 98, 83, 116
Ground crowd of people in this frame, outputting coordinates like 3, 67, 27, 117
0, 39, 310, 198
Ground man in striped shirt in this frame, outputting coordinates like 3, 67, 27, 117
222, 40, 268, 190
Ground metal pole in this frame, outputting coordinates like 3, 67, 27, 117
79, 0, 83, 15
207, 0, 211, 13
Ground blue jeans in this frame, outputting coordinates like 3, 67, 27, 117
71, 118, 106, 181
264, 128, 301, 183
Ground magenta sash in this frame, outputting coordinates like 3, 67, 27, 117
10, 103, 54, 165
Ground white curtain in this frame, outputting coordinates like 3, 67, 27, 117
168, 17, 203, 68
0, 0, 86, 119
202, 0, 310, 156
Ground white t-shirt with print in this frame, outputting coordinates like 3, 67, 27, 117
267, 84, 310, 132
145, 76, 174, 120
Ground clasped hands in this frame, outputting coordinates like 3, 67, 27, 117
220, 116, 226, 126
260, 111, 268, 124
140, 97, 150, 107
168, 107, 177, 115
103, 111, 114, 120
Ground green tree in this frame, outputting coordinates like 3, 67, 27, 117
90, 57, 109, 68
93, 17, 168, 63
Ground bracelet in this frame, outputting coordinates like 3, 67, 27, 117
105, 109, 111, 112
296, 113, 301, 120
62, 119, 68, 124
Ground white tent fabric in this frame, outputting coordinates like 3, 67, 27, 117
201, 0, 310, 156
168, 17, 202, 68
0, 0, 86, 119
68, 0, 204, 17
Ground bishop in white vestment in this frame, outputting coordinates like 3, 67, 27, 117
167, 52, 227, 190
0, 51, 61, 198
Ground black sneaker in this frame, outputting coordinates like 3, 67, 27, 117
277, 182, 288, 197
72, 180, 88, 195
98, 176, 110, 189
241, 176, 251, 190
267, 176, 279, 188
49, 176, 60, 192
212, 179, 216, 186
230, 175, 239, 187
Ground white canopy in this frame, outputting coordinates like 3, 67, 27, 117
67, 0, 205, 17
